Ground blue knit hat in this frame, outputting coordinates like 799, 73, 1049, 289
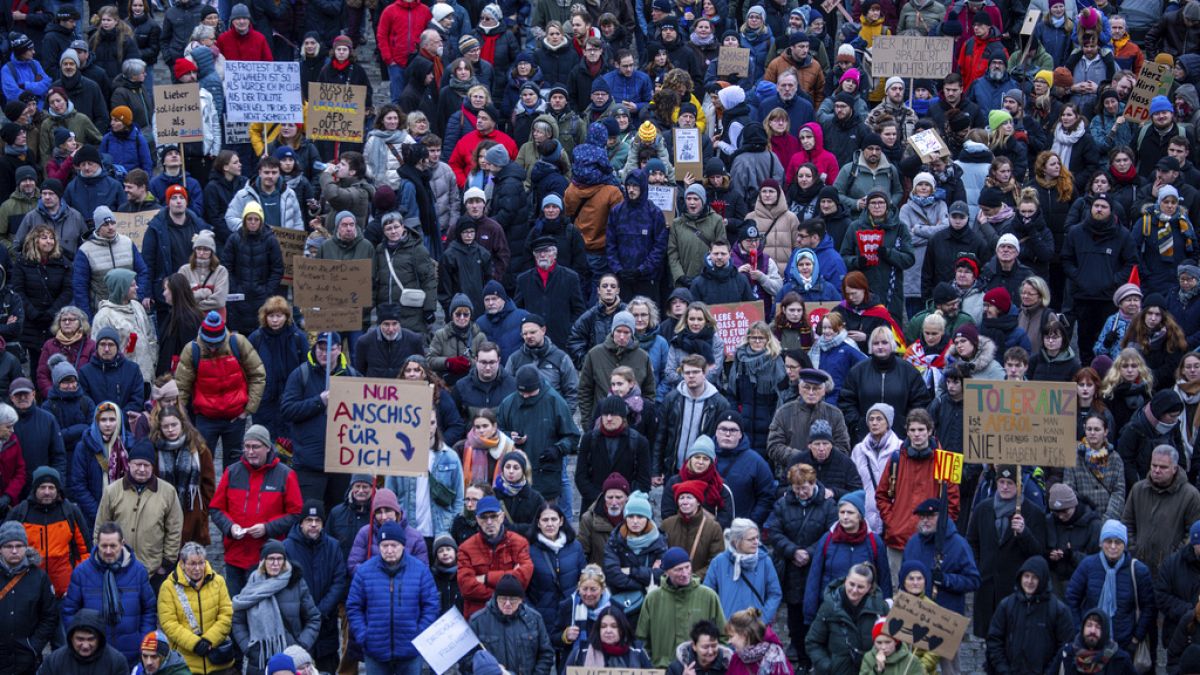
199, 310, 226, 344
1150, 95, 1173, 115
378, 520, 405, 543
809, 419, 834, 444
661, 546, 690, 571
838, 490, 866, 519
624, 490, 653, 519
266, 653, 295, 675
899, 559, 931, 592
1100, 519, 1127, 545
686, 435, 716, 461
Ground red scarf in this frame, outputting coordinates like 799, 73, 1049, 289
599, 421, 627, 437
600, 643, 630, 656
586, 58, 603, 77
536, 262, 556, 287
829, 522, 868, 545
331, 58, 350, 71
1110, 164, 1137, 186
678, 463, 726, 508
480, 33, 500, 65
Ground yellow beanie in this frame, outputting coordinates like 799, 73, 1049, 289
1034, 70, 1053, 88
638, 120, 657, 144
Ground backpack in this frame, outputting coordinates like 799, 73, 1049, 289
190, 333, 241, 372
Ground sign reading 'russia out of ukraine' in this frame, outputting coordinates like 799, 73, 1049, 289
325, 377, 434, 476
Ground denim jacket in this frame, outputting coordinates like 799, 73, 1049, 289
386, 444, 465, 537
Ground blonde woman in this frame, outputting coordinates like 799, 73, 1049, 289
177, 230, 228, 316
12, 224, 71, 367
660, 301, 725, 397
728, 321, 785, 449
1100, 347, 1153, 433
556, 564, 611, 653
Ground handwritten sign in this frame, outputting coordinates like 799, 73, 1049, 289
566, 669, 665, 675
1020, 8, 1041, 36
153, 83, 202, 144
717, 46, 750, 77
308, 82, 368, 143
908, 128, 950, 163
113, 210, 157, 248
647, 184, 675, 222
886, 592, 969, 660
302, 306, 363, 331
225, 121, 251, 145
273, 227, 308, 285
673, 128, 703, 180
963, 380, 1077, 467
1124, 62, 1171, 123
292, 257, 372, 308
869, 36, 956, 79
325, 377, 434, 476
224, 61, 304, 123
933, 448, 963, 483
710, 301, 765, 361
412, 608, 480, 675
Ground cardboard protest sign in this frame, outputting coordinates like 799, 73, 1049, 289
273, 228, 308, 285
710, 301, 765, 361
869, 36, 955, 79
886, 592, 970, 660
1124, 62, 1171, 123
153, 83, 203, 144
307, 82, 368, 143
647, 185, 675, 222
412, 608, 480, 675
908, 128, 951, 163
717, 46, 750, 77
933, 448, 963, 483
963, 380, 1077, 467
225, 122, 251, 145
224, 61, 304, 123
302, 306, 363, 331
565, 669, 665, 675
1020, 8, 1041, 36
325, 377, 435, 476
673, 128, 704, 180
292, 257, 372, 308
112, 210, 157, 249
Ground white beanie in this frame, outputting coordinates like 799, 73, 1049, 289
997, 233, 1021, 252
717, 85, 745, 110
913, 172, 935, 188
885, 76, 905, 92
463, 187, 487, 204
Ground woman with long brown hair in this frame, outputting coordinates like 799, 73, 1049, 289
88, 6, 140, 79
1031, 150, 1076, 303
1122, 295, 1189, 391
150, 404, 215, 544
984, 156, 1021, 206
156, 272, 202, 376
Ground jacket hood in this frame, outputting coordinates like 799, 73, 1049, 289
800, 122, 826, 153
784, 247, 819, 288
407, 57, 435, 88
676, 377, 720, 401
1177, 84, 1200, 112
673, 640, 733, 669
1016, 554, 1051, 596
1081, 607, 1114, 646
587, 121, 608, 146
532, 113, 559, 139
624, 168, 649, 206
67, 609, 111, 658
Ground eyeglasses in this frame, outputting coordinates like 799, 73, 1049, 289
715, 427, 740, 435
453, 310, 471, 318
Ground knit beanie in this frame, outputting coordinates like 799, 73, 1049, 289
686, 435, 717, 460
809, 419, 834, 443
638, 120, 658, 144
611, 311, 635, 336
484, 144, 510, 168
1099, 519, 1127, 545
597, 395, 629, 418
838, 490, 866, 519
266, 653, 295, 675
624, 490, 653, 519
661, 546, 690, 571
685, 183, 707, 204
988, 109, 1012, 131
0, 521, 27, 546
866, 402, 895, 428
983, 287, 1011, 314
1150, 95, 1174, 115
104, 268, 136, 304
199, 310, 227, 344
953, 323, 980, 351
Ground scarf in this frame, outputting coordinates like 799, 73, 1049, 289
1083, 440, 1110, 466
1149, 209, 1192, 258
102, 434, 129, 485
731, 345, 783, 396
158, 435, 201, 511
993, 492, 1016, 538
464, 429, 509, 484
1110, 164, 1137, 185
599, 419, 627, 437
679, 462, 726, 508
986, 203, 1015, 224
673, 326, 716, 364
690, 31, 715, 46
1052, 122, 1086, 170
4, 144, 26, 158
449, 74, 480, 97
233, 566, 292, 670
730, 550, 759, 581
621, 383, 646, 417
736, 640, 789, 672
1181, 284, 1200, 306
909, 193, 936, 208
625, 522, 660, 554
330, 57, 350, 71
98, 551, 125, 625
537, 532, 566, 553
813, 330, 849, 360
1072, 634, 1118, 673
493, 472, 526, 497
867, 430, 897, 456
586, 58, 603, 76
56, 329, 83, 346
830, 521, 868, 545
1097, 553, 1123, 618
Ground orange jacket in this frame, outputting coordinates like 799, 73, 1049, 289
874, 448, 960, 550
11, 496, 90, 597
456, 529, 533, 619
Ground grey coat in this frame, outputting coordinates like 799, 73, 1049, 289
467, 599, 555, 675
232, 567, 322, 670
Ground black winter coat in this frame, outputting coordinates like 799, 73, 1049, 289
1045, 503, 1102, 593
283, 526, 349, 659
497, 484, 547, 537
765, 489, 838, 604
88, 28, 141, 80
0, 550, 57, 674
1154, 538, 1200, 631
351, 327, 425, 378
1032, 182, 1076, 254
985, 556, 1076, 675
567, 302, 626, 364
514, 266, 585, 351
785, 448, 863, 501
129, 12, 161, 66
303, 0, 345, 47
221, 225, 284, 335
689, 262, 755, 306
203, 174, 247, 250
601, 526, 668, 599
1115, 409, 1167, 490
652, 386, 730, 476
837, 354, 932, 440
967, 497, 1049, 639
534, 40, 578, 92
575, 427, 652, 508
488, 162, 530, 232
439, 241, 492, 317
9, 253, 70, 353
327, 490, 373, 561
1061, 217, 1137, 302
40, 611, 128, 675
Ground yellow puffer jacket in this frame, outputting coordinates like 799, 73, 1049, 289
157, 561, 235, 675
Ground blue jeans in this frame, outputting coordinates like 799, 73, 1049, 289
560, 461, 574, 521
584, 251, 609, 303
387, 64, 406, 103
364, 656, 423, 675
195, 415, 247, 467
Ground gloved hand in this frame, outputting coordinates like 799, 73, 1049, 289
447, 356, 471, 374
675, 275, 692, 288
193, 639, 211, 657
1103, 330, 1119, 348
540, 446, 562, 464
932, 568, 945, 587
424, 311, 436, 327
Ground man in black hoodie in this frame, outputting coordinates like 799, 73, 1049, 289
1046, 608, 1133, 674
984, 555, 1075, 674
40, 609, 128, 675
1061, 193, 1137, 363
690, 240, 756, 305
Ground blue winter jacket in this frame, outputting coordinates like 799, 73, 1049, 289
476, 296, 527, 364
148, 173, 205, 219
606, 169, 668, 278
703, 548, 783, 623
77, 355, 143, 418
64, 171, 126, 224
346, 552, 440, 662
247, 324, 308, 438
61, 545, 157, 665
279, 351, 359, 471
142, 207, 210, 304
1065, 552, 1156, 648
601, 70, 653, 112
284, 525, 349, 659
714, 438, 777, 525
68, 407, 134, 526
811, 338, 866, 405
527, 527, 586, 632
15, 404, 66, 479
777, 247, 844, 303
1, 58, 52, 106
804, 527, 892, 622
901, 519, 981, 615
41, 386, 96, 453
813, 234, 847, 290
100, 126, 154, 174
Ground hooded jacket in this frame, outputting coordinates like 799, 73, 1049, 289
968, 492, 1049, 640
40, 609, 130, 675
221, 223, 284, 334
225, 177, 304, 234
606, 169, 668, 278
985, 556, 1076, 674
155, 561, 234, 674
0, 545, 56, 673
805, 578, 888, 674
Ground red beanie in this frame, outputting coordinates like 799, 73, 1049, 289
983, 287, 1012, 314
673, 480, 708, 502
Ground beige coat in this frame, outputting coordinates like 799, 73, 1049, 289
747, 192, 801, 269
95, 476, 184, 571
177, 261, 230, 313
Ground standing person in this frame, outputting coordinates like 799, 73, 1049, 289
803, 491, 891, 624
173, 310, 266, 467
9, 378, 64, 498
69, 401, 133, 528
1123, 444, 1200, 576
230, 542, 321, 675
1062, 192, 1137, 363
1045, 482, 1102, 593
8, 466, 90, 600
222, 202, 284, 336
711, 413, 777, 525
281, 503, 346, 675
94, 440, 184, 587
39, 609, 129, 675
496, 365, 580, 510
142, 185, 209, 324
156, 540, 235, 672
72, 208, 149, 318
456, 495, 533, 619
150, 406, 215, 546
11, 225, 71, 368
468, 574, 556, 674
1046, 608, 1134, 675
703, 518, 782, 623
636, 548, 727, 668
577, 474, 629, 566
246, 298, 308, 443
1065, 520, 1156, 658
576, 396, 651, 508
90, 269, 157, 383
985, 556, 1076, 674
767, 367, 852, 473
208, 425, 303, 598
805, 563, 888, 675
0, 520, 57, 675
376, 0, 434, 103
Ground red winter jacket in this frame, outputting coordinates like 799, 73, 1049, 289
216, 27, 273, 62
956, 31, 1005, 92
875, 447, 960, 550
0, 435, 26, 503
456, 529, 533, 619
376, 0, 433, 66
209, 452, 302, 569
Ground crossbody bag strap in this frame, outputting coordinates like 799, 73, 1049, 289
385, 249, 406, 291
0, 571, 27, 600
1130, 560, 1139, 621
688, 513, 707, 561
173, 582, 203, 635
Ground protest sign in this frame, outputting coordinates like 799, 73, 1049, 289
647, 185, 675, 222
908, 128, 950, 163
224, 61, 304, 123
292, 257, 372, 308
413, 609, 480, 674
673, 128, 703, 180
886, 592, 970, 660
225, 122, 251, 145
112, 210, 157, 248
308, 82, 368, 143
807, 301, 841, 332
869, 36, 955, 79
273, 228, 308, 285
1124, 62, 1171, 123
710, 301, 765, 361
325, 377, 435, 475
566, 669, 665, 675
933, 449, 963, 483
1020, 8, 1041, 36
717, 46, 750, 77
153, 83, 203, 144
302, 306, 363, 331
963, 380, 1077, 467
